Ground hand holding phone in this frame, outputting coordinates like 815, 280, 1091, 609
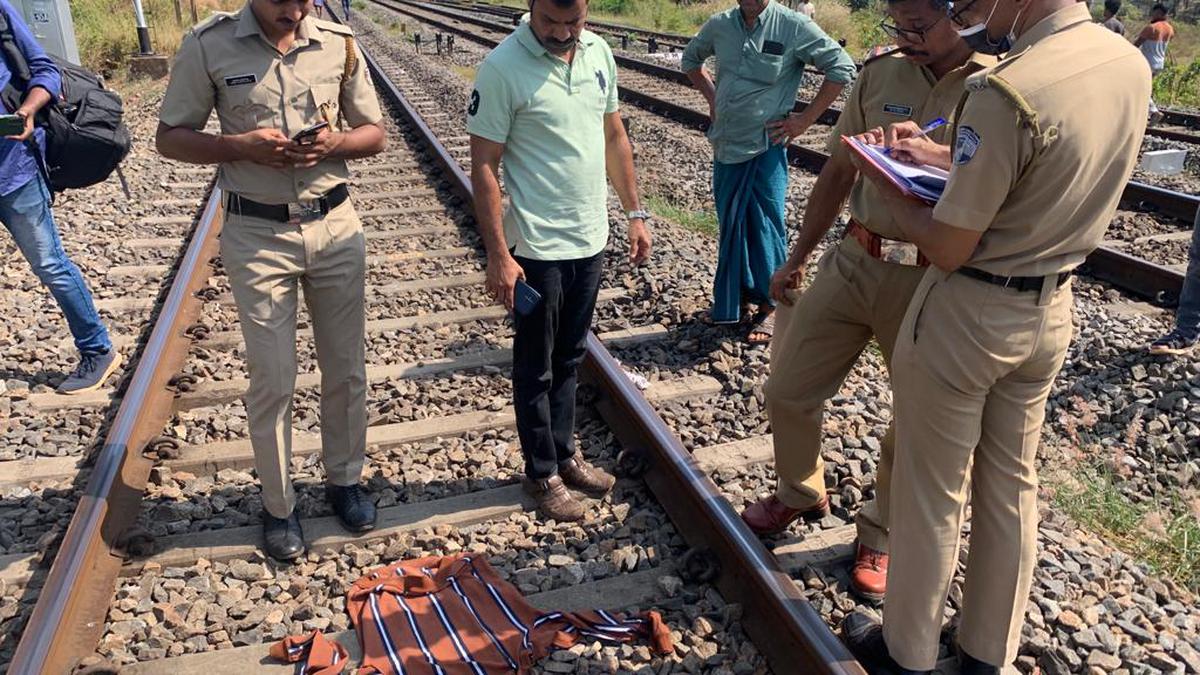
292, 120, 330, 145
0, 114, 26, 137
513, 279, 542, 317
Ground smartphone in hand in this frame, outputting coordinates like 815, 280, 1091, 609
513, 279, 542, 317
292, 120, 330, 145
0, 114, 25, 136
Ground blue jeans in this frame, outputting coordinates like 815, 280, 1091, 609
1176, 207, 1200, 339
0, 176, 110, 356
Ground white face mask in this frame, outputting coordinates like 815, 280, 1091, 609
956, 0, 1022, 54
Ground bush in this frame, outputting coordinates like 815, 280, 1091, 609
1154, 58, 1200, 107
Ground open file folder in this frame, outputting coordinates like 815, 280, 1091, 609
841, 135, 949, 205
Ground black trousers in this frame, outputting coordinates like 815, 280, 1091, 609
512, 251, 604, 480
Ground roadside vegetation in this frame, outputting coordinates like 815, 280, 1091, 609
72, 0, 241, 75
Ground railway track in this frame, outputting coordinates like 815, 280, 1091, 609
368, 0, 1199, 306
434, 0, 1200, 146
1, 8, 870, 675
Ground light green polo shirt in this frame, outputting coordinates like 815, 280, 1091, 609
466, 23, 618, 261
681, 1, 855, 165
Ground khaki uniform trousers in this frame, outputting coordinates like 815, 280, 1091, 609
883, 269, 1073, 670
220, 198, 368, 519
765, 236, 926, 551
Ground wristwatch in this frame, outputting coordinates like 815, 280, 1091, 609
626, 209, 651, 222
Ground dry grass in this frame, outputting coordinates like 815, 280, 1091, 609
74, 0, 242, 74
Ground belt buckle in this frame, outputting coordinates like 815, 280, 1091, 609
287, 200, 322, 225
879, 240, 919, 266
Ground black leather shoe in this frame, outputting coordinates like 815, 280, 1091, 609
958, 648, 1000, 675
327, 483, 377, 532
841, 612, 931, 675
262, 511, 305, 561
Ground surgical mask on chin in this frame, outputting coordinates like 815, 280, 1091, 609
957, 1, 1021, 55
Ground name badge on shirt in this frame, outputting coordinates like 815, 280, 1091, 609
762, 40, 785, 56
224, 74, 257, 87
883, 103, 913, 117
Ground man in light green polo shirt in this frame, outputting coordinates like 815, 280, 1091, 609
467, 0, 651, 523
682, 0, 853, 343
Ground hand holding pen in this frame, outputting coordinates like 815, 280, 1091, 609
882, 117, 954, 170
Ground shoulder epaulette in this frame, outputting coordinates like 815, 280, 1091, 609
191, 11, 235, 36
964, 69, 1058, 150
862, 44, 900, 66
312, 17, 354, 35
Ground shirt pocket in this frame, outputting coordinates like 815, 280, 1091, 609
308, 80, 342, 127
223, 80, 282, 130
739, 50, 785, 85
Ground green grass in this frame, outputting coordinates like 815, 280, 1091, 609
646, 195, 719, 236
1053, 465, 1200, 592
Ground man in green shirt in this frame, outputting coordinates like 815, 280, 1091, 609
682, 0, 854, 343
468, 0, 651, 522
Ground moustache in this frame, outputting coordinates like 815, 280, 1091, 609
543, 36, 577, 52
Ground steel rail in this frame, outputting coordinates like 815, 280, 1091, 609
349, 8, 866, 672
9, 186, 225, 673
375, 0, 1194, 301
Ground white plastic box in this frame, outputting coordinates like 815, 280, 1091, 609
1140, 149, 1188, 175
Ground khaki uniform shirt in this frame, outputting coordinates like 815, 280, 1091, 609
159, 5, 383, 205
934, 3, 1151, 277
827, 49, 996, 240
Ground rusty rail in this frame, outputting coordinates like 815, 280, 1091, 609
9, 187, 225, 673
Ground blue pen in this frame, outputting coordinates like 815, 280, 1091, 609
883, 117, 947, 155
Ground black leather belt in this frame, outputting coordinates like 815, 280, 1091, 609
226, 183, 349, 223
959, 266, 1072, 293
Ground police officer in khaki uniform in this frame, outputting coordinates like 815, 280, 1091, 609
838, 0, 1150, 670
742, 0, 994, 606
157, 0, 387, 561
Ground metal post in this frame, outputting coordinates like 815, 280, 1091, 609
132, 0, 153, 54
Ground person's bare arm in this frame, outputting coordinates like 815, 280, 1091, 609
470, 134, 524, 310
686, 68, 718, 120
4, 87, 51, 142
284, 122, 387, 167
603, 112, 651, 264
770, 149, 857, 303
766, 78, 845, 145
156, 122, 292, 167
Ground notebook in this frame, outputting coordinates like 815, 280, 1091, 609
841, 135, 949, 205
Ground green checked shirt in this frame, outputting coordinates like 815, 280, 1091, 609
466, 23, 619, 261
681, 1, 855, 165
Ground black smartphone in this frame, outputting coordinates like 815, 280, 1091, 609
0, 114, 24, 136
292, 120, 330, 144
513, 279, 542, 317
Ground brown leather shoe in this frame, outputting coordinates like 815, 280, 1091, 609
558, 454, 615, 497
850, 543, 888, 604
740, 493, 829, 535
523, 474, 585, 522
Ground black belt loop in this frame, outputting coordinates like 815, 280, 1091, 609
226, 184, 350, 223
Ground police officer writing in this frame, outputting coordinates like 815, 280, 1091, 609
744, 0, 994, 607
156, 0, 387, 562
838, 0, 1149, 670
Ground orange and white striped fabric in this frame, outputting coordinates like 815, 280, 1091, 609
273, 554, 674, 675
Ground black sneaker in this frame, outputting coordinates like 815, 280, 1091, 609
840, 612, 931, 675
1148, 329, 1199, 355
327, 483, 377, 532
58, 350, 122, 394
263, 510, 305, 561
